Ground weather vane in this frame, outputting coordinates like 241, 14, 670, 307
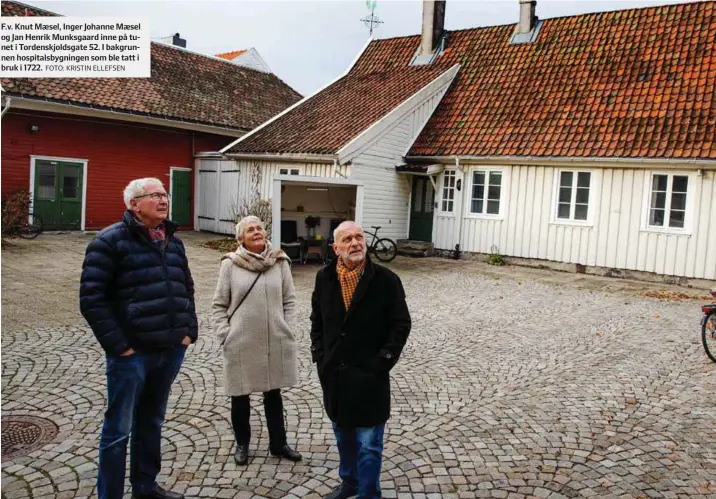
361, 0, 383, 36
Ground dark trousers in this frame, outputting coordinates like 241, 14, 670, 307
98, 346, 186, 499
231, 389, 287, 451
333, 423, 385, 499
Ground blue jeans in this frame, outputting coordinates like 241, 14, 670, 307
97, 346, 186, 499
333, 423, 385, 499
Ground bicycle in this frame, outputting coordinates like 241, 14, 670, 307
364, 226, 398, 263
701, 288, 716, 363
4, 213, 43, 240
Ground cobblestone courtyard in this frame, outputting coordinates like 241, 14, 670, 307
2, 233, 715, 499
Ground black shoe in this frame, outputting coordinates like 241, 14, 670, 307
234, 443, 249, 465
324, 483, 357, 499
132, 485, 184, 499
270, 444, 302, 462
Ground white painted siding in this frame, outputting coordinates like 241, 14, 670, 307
348, 78, 455, 242
434, 166, 716, 280
235, 160, 340, 202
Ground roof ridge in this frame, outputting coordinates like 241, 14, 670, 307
370, 0, 706, 42
2, 0, 60, 16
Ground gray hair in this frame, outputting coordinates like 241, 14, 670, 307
235, 215, 265, 242
333, 220, 362, 241
123, 178, 164, 209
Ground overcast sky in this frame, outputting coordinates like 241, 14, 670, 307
30, 0, 693, 95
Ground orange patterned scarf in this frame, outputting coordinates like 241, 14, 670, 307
336, 257, 365, 310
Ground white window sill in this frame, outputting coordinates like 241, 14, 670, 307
438, 212, 456, 217
549, 220, 594, 228
640, 227, 692, 237
465, 214, 505, 221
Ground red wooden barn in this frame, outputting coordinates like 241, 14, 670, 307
0, 0, 301, 230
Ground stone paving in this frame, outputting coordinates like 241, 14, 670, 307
2, 232, 715, 499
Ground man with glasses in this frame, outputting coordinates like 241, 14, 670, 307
80, 178, 197, 499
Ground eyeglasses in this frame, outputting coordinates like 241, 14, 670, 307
134, 193, 170, 201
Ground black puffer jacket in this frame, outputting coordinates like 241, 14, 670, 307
80, 211, 198, 356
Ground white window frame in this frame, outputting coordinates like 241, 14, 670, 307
551, 169, 595, 227
641, 171, 695, 235
465, 166, 508, 220
278, 167, 302, 176
439, 169, 457, 215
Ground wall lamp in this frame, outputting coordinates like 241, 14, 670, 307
28, 123, 39, 133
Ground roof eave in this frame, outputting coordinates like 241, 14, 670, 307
404, 155, 716, 169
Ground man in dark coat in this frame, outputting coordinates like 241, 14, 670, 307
80, 178, 197, 499
310, 221, 411, 499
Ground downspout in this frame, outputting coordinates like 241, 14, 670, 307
1, 96, 11, 118
453, 156, 464, 259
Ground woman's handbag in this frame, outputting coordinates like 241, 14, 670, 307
227, 271, 262, 324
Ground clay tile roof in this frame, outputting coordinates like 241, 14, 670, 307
0, 1, 302, 132
215, 50, 248, 61
398, 0, 715, 159
225, 64, 450, 155
232, 1, 715, 160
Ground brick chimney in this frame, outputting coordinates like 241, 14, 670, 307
518, 0, 537, 34
420, 0, 446, 57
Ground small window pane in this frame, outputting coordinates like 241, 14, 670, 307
489, 172, 502, 186
471, 199, 484, 213
62, 166, 79, 199
413, 182, 423, 212
488, 185, 501, 200
559, 187, 571, 203
38, 164, 56, 199
575, 187, 589, 204
650, 191, 666, 210
574, 204, 589, 220
577, 172, 591, 188
652, 174, 668, 192
670, 192, 686, 211
290, 169, 300, 175
487, 200, 500, 214
279, 168, 288, 175
560, 171, 573, 187
557, 203, 571, 219
672, 175, 688, 193
473, 184, 485, 202
649, 208, 665, 226
669, 210, 685, 228
473, 171, 485, 186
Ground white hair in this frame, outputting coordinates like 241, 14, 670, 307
235, 215, 265, 242
123, 178, 164, 209
333, 220, 362, 241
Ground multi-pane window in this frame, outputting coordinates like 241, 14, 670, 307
470, 170, 502, 215
648, 174, 688, 229
556, 171, 591, 221
441, 170, 456, 212
279, 168, 300, 175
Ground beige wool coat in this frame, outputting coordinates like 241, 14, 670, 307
210, 244, 298, 396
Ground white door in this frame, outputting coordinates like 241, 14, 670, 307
196, 160, 240, 234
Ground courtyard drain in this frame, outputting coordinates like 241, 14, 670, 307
1, 415, 58, 460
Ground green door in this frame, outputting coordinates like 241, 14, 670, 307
171, 169, 191, 226
33, 160, 83, 230
409, 176, 434, 242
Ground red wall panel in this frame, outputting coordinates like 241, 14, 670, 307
1, 110, 239, 230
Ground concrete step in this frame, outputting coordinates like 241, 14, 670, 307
396, 239, 435, 257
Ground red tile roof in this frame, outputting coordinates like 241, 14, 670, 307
226, 64, 450, 154
400, 1, 715, 159
0, 1, 302, 132
215, 50, 248, 60
232, 1, 715, 160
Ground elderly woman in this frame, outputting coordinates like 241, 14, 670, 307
211, 216, 302, 465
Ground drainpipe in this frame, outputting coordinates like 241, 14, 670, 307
1, 96, 11, 118
453, 155, 465, 259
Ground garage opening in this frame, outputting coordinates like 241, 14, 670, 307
271, 176, 363, 264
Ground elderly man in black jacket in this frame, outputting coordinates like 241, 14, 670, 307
80, 178, 197, 499
311, 221, 411, 499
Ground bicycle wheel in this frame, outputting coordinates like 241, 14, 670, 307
18, 214, 42, 240
702, 311, 716, 363
372, 238, 397, 262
